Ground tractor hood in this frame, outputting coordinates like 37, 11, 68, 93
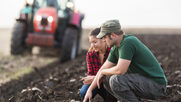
34, 7, 58, 34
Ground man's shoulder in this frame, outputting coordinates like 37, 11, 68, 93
123, 34, 139, 44
124, 34, 137, 41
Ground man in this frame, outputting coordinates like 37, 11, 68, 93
83, 19, 167, 102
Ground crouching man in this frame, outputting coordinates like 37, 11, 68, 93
83, 19, 167, 102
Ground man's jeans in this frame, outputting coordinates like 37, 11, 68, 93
104, 74, 167, 102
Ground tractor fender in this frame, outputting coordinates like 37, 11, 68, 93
16, 6, 32, 22
69, 10, 83, 28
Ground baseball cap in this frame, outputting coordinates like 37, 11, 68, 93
96, 19, 121, 39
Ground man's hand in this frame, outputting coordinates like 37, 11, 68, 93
83, 90, 92, 102
81, 76, 95, 85
96, 70, 105, 88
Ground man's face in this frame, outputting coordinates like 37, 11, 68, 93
103, 34, 115, 47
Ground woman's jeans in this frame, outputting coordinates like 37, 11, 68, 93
80, 84, 108, 100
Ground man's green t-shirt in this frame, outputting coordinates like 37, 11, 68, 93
108, 34, 167, 84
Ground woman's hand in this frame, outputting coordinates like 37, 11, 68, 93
88, 46, 95, 53
81, 76, 95, 85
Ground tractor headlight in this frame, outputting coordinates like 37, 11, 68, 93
67, 2, 74, 9
26, 0, 34, 5
36, 15, 42, 21
48, 16, 53, 23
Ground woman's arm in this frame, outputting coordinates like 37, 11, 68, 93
86, 52, 94, 75
81, 75, 95, 85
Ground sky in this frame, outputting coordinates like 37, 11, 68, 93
0, 0, 181, 28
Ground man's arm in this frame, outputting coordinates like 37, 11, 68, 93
83, 60, 115, 102
96, 58, 131, 88
102, 58, 131, 75
87, 60, 116, 90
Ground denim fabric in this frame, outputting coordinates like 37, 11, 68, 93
80, 84, 108, 100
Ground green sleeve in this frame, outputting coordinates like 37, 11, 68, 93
108, 47, 118, 64
119, 40, 135, 60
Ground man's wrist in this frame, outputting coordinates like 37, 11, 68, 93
101, 69, 106, 75
87, 88, 93, 92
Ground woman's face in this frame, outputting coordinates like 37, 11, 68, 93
89, 35, 105, 52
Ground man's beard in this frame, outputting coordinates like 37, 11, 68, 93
107, 36, 114, 47
107, 41, 115, 47
109, 43, 114, 47
109, 40, 116, 47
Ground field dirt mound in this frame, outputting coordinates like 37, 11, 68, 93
0, 34, 181, 102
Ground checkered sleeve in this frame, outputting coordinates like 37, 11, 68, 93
86, 52, 94, 75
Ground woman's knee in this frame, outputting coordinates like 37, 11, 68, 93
80, 84, 89, 99
80, 89, 86, 99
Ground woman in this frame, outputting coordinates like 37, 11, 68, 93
80, 28, 116, 101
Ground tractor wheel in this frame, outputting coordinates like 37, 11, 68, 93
60, 27, 78, 62
11, 22, 28, 55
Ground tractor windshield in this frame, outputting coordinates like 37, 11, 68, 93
34, 0, 68, 10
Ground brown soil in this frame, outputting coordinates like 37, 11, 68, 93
0, 34, 181, 102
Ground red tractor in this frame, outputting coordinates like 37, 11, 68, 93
11, 0, 84, 62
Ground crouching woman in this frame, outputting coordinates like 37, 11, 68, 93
80, 28, 116, 101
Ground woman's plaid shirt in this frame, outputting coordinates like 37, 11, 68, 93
86, 47, 111, 75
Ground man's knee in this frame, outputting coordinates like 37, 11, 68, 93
109, 75, 119, 89
108, 75, 129, 92
104, 75, 117, 88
